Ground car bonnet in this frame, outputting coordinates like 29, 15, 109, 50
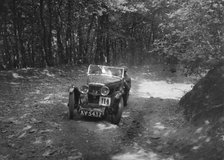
88, 75, 122, 85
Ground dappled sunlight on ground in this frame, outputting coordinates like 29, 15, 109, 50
112, 150, 159, 160
97, 123, 118, 131
12, 73, 24, 79
30, 89, 40, 94
41, 69, 55, 77
122, 111, 130, 118
136, 80, 192, 99
75, 121, 118, 132
112, 144, 174, 160
9, 82, 21, 85
39, 94, 54, 104
2, 65, 219, 160
39, 92, 68, 104
153, 122, 166, 130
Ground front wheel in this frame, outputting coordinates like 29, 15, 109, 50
68, 92, 75, 119
106, 97, 124, 125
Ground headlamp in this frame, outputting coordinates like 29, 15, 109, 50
79, 85, 89, 94
101, 86, 110, 96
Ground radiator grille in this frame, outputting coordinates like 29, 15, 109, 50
89, 85, 102, 95
88, 94, 100, 104
88, 84, 102, 104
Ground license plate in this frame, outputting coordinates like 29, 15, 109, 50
99, 97, 111, 106
79, 109, 103, 118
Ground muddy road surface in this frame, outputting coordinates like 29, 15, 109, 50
0, 65, 194, 160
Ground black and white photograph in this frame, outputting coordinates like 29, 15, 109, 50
0, 0, 224, 159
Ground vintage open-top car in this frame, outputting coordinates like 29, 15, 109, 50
68, 64, 131, 124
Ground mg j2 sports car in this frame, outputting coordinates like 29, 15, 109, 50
68, 64, 131, 124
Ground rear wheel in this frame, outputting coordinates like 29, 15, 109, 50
123, 79, 131, 106
106, 97, 124, 125
68, 92, 75, 119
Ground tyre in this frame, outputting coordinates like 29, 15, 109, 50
123, 78, 131, 106
68, 92, 75, 119
106, 97, 124, 125
123, 92, 129, 106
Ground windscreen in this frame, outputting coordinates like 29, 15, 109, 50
88, 65, 124, 78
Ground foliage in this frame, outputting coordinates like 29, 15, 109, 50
154, 0, 224, 73
1, 0, 224, 72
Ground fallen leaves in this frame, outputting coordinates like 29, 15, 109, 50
22, 125, 32, 131
39, 129, 54, 134
68, 152, 83, 160
2, 117, 22, 125
0, 66, 85, 159
18, 132, 27, 139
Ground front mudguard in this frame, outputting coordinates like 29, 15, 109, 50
69, 86, 80, 109
105, 92, 124, 125
110, 91, 123, 113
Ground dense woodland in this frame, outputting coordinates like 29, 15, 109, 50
0, 0, 224, 71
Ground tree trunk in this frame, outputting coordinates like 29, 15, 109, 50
128, 38, 136, 65
106, 34, 110, 64
65, 0, 72, 64
39, 0, 47, 67
77, 16, 85, 63
17, 9, 26, 68
95, 13, 109, 64
47, 0, 53, 66
85, 14, 95, 63
105, 14, 110, 65
55, 0, 65, 65
12, 0, 20, 68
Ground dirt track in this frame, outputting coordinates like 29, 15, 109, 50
1, 65, 215, 160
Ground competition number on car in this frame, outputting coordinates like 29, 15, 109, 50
99, 97, 111, 106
